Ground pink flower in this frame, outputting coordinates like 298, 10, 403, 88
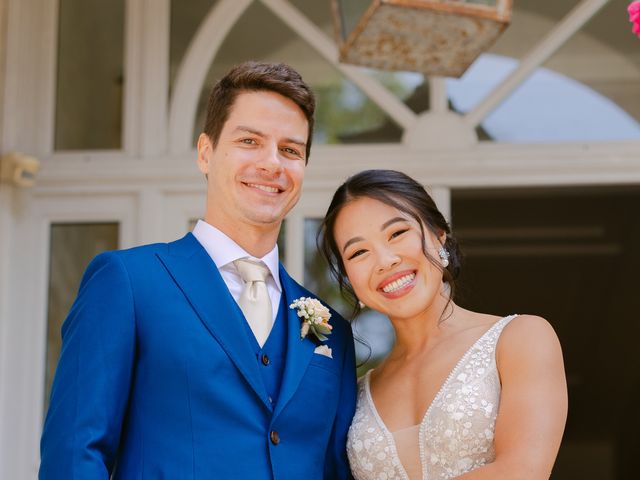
630, 1, 640, 38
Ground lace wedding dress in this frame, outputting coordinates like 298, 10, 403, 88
347, 315, 517, 480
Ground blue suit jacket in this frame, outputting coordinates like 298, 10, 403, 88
39, 233, 357, 479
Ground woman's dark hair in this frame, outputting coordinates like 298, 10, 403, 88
318, 169, 462, 319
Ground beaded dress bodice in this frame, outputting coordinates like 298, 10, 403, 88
347, 315, 516, 480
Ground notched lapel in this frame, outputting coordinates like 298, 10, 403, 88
156, 234, 270, 408
273, 265, 317, 419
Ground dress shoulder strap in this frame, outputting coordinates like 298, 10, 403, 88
495, 314, 518, 333
477, 314, 518, 352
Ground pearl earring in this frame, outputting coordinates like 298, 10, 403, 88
358, 300, 365, 309
438, 246, 450, 268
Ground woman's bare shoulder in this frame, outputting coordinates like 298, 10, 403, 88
497, 314, 563, 364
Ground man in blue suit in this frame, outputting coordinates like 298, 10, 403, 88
39, 61, 357, 479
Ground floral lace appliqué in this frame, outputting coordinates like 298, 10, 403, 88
347, 315, 516, 480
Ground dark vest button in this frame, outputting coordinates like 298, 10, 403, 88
270, 430, 280, 445
261, 354, 270, 366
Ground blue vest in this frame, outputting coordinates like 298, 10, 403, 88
242, 294, 287, 410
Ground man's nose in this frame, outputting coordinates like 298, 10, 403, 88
256, 144, 283, 174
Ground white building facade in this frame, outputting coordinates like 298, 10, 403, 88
1, 0, 639, 478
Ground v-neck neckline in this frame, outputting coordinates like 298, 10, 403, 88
363, 315, 515, 480
365, 315, 514, 437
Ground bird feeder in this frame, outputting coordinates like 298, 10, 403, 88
331, 0, 512, 77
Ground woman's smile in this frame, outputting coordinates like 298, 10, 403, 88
377, 270, 417, 298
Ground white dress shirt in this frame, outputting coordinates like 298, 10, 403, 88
192, 219, 282, 323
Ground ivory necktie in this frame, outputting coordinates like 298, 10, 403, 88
234, 258, 273, 347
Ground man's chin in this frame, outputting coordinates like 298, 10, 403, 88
244, 211, 287, 229
247, 202, 297, 222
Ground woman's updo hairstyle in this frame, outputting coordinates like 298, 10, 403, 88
318, 169, 462, 318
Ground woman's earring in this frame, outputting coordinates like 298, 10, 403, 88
438, 246, 450, 268
358, 300, 365, 309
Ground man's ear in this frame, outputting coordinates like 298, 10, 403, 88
196, 133, 212, 175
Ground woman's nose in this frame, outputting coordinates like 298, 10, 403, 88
376, 248, 401, 273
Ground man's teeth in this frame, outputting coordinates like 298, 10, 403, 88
382, 273, 415, 293
247, 183, 279, 193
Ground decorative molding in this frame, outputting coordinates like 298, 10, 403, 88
1, 0, 57, 155
0, 187, 13, 474
123, 0, 170, 157
0, 0, 7, 151
402, 111, 477, 149
33, 141, 640, 190
283, 208, 305, 282
160, 191, 206, 242
430, 186, 451, 225
137, 188, 166, 245
1, 194, 49, 480
429, 76, 448, 114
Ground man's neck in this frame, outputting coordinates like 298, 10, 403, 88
203, 217, 279, 258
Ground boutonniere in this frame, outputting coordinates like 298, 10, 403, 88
290, 297, 333, 342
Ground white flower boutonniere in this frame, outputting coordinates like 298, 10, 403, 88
290, 296, 333, 342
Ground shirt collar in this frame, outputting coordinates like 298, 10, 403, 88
192, 219, 282, 292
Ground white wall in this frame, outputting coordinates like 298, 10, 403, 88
0, 0, 639, 478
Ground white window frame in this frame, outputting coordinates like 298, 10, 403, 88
0, 0, 638, 477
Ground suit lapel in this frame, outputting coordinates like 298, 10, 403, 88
273, 265, 316, 419
157, 234, 270, 409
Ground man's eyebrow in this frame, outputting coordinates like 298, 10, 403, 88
285, 137, 307, 148
234, 126, 306, 148
342, 236, 364, 254
234, 126, 265, 137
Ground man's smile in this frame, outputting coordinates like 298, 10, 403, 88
243, 182, 284, 194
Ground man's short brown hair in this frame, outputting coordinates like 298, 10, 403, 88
203, 61, 316, 162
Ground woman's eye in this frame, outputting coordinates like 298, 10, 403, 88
241, 138, 257, 145
347, 249, 367, 260
390, 229, 408, 240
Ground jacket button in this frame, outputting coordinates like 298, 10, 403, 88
261, 354, 270, 366
270, 430, 280, 445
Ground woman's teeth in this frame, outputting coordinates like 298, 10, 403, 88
382, 273, 415, 293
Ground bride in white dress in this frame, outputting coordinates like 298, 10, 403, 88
319, 170, 568, 480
